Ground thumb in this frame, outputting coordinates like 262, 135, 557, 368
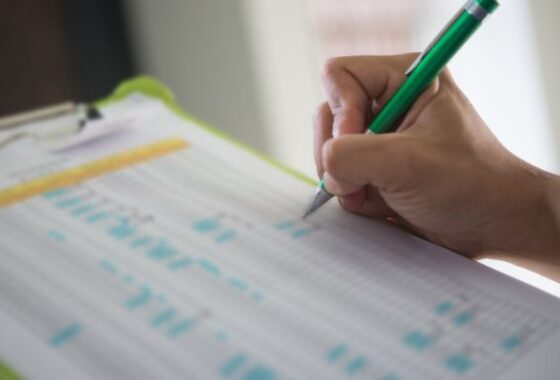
322, 133, 422, 196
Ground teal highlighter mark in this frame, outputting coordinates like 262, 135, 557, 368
167, 318, 196, 338
131, 236, 153, 248
197, 258, 221, 276
151, 308, 177, 328
99, 259, 118, 274
71, 204, 94, 216
228, 277, 248, 292
122, 273, 135, 284
325, 344, 348, 363
251, 291, 263, 302
215, 331, 229, 342
167, 257, 193, 271
274, 221, 294, 230
47, 229, 66, 242
147, 241, 177, 261
192, 218, 220, 233
445, 354, 473, 374
345, 356, 367, 376
502, 334, 523, 352
48, 323, 82, 348
126, 286, 152, 309
435, 301, 453, 316
43, 188, 69, 199
156, 294, 167, 304
56, 197, 82, 209
221, 353, 248, 377
215, 229, 237, 244
86, 212, 109, 224
453, 311, 473, 327
381, 373, 400, 380
403, 330, 433, 351
108, 219, 136, 239
291, 228, 313, 239
242, 365, 277, 380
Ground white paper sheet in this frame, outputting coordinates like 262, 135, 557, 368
0, 96, 559, 379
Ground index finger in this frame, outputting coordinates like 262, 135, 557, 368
320, 54, 415, 137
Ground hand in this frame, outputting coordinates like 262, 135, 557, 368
314, 54, 560, 280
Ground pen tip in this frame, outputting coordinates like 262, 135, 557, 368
302, 187, 333, 219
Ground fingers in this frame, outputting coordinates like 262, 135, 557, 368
320, 55, 416, 137
322, 133, 422, 196
312, 99, 379, 179
315, 54, 418, 179
312, 102, 333, 176
339, 186, 396, 217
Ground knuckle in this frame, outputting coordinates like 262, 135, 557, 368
393, 51, 421, 71
401, 51, 421, 63
320, 57, 342, 81
322, 137, 345, 175
438, 68, 458, 94
439, 66, 453, 82
426, 79, 440, 97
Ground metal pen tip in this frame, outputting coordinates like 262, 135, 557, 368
302, 186, 333, 219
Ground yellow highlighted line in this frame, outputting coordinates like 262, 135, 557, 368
0, 137, 189, 208
0, 359, 22, 380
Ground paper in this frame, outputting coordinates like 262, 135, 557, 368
0, 96, 559, 379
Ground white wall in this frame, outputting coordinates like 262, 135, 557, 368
124, 0, 323, 177
241, 0, 323, 176
124, 0, 268, 151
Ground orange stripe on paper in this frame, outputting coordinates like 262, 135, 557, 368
0, 137, 189, 208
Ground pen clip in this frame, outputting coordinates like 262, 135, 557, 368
404, 1, 468, 76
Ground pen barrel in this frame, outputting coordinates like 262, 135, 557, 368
369, 10, 484, 134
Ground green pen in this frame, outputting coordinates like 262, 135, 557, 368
303, 0, 499, 218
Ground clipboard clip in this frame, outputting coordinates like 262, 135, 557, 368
0, 103, 103, 150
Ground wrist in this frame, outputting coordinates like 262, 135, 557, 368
526, 172, 560, 255
481, 166, 560, 276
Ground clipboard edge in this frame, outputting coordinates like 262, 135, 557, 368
96, 76, 316, 186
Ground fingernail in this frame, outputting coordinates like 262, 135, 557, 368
333, 127, 340, 138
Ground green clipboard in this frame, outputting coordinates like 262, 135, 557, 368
96, 76, 315, 186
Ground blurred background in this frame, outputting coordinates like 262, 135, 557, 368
2, 0, 560, 176
1, 1, 559, 292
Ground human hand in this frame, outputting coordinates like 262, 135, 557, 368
314, 54, 560, 279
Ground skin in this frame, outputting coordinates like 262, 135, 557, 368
313, 53, 560, 282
